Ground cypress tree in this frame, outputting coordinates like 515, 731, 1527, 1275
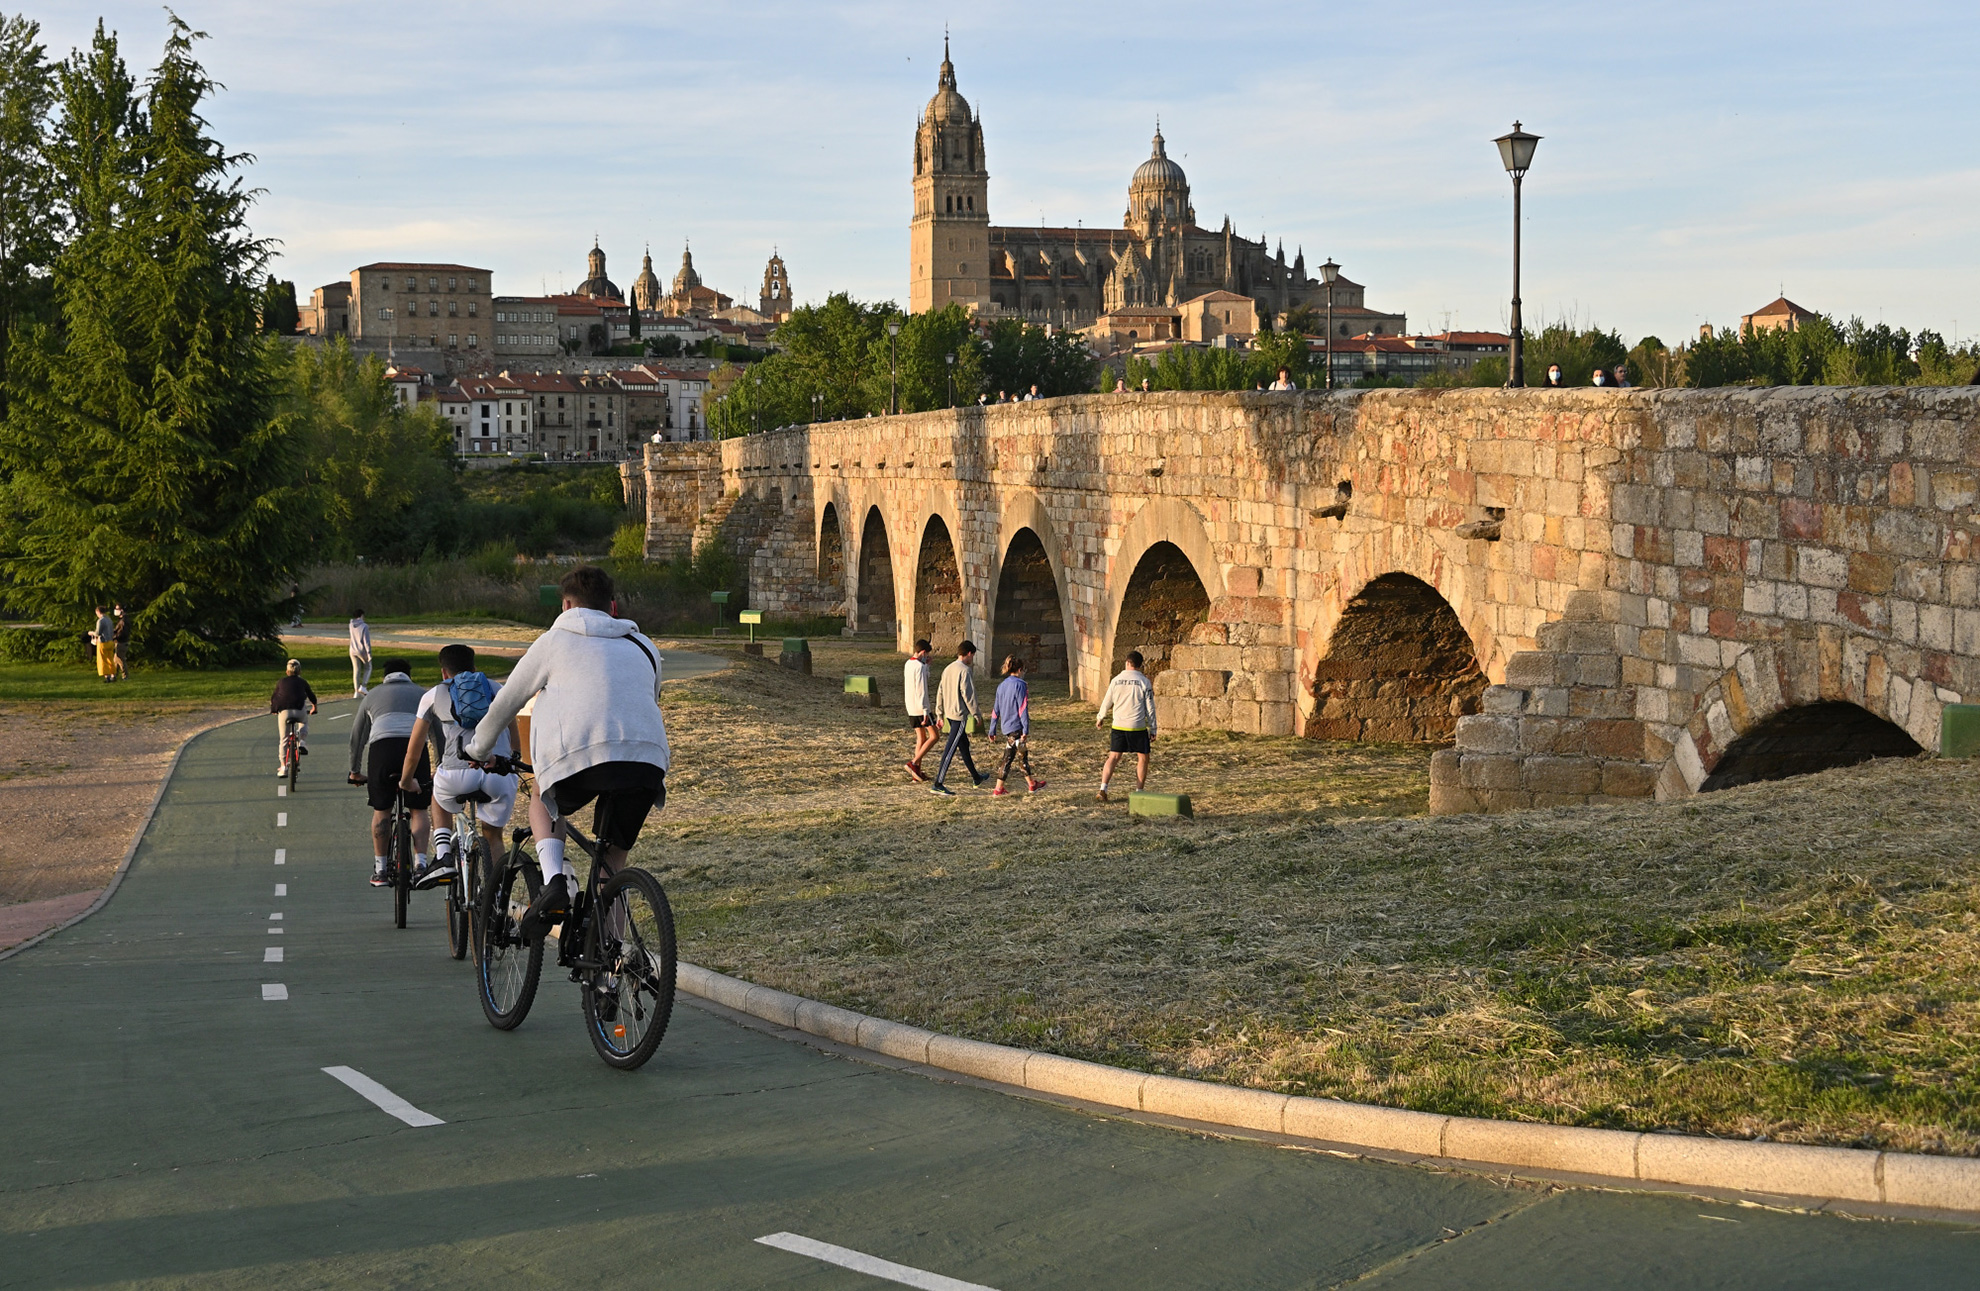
0, 17, 311, 666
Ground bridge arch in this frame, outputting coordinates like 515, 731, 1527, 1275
815, 498, 846, 610
988, 491, 1073, 685
853, 505, 898, 639
1101, 498, 1223, 693
1665, 638, 1936, 798
1307, 572, 1485, 743
912, 514, 967, 652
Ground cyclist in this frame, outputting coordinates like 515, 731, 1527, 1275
467, 565, 669, 937
347, 657, 432, 888
269, 658, 319, 778
402, 643, 522, 891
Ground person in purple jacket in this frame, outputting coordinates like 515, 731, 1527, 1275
989, 656, 1045, 797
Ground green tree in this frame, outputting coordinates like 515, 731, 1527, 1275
978, 316, 1096, 399
286, 339, 456, 563
258, 276, 298, 334
0, 13, 58, 413
0, 17, 311, 665
1525, 321, 1627, 387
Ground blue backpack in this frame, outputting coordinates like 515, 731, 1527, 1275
445, 671, 495, 753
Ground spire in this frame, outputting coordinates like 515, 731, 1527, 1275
939, 30, 955, 89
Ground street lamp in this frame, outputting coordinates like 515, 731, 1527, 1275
812, 392, 822, 423
1493, 120, 1541, 388
888, 318, 902, 415
945, 351, 956, 409
1319, 258, 1340, 390
752, 372, 761, 435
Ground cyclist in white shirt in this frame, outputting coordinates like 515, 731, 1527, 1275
399, 643, 520, 890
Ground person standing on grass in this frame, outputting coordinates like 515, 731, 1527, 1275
1095, 650, 1156, 801
91, 606, 116, 683
989, 656, 1044, 797
903, 637, 938, 782
111, 605, 129, 682
349, 608, 372, 697
929, 640, 987, 795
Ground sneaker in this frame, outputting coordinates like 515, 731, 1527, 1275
990, 785, 1009, 797
1027, 778, 1047, 793
1096, 789, 1110, 802
413, 860, 456, 890
972, 772, 991, 788
905, 760, 927, 783
519, 874, 572, 942
276, 767, 288, 778
298, 746, 309, 756
369, 866, 389, 888
927, 783, 955, 796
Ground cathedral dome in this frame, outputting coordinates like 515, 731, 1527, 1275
1131, 130, 1186, 191
924, 39, 972, 123
577, 240, 621, 301
631, 249, 662, 311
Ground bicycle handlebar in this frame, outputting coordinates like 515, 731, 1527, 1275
471, 755, 533, 776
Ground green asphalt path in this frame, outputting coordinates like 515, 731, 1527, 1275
3, 704, 1977, 1289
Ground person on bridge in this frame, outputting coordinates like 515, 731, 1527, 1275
928, 641, 987, 796
402, 643, 520, 891
1270, 367, 1295, 391
903, 638, 938, 782
468, 566, 670, 939
269, 659, 318, 778
1095, 651, 1156, 802
349, 608, 372, 697
347, 657, 432, 888
989, 656, 1044, 797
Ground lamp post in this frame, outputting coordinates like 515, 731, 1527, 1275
1319, 258, 1340, 390
1493, 121, 1541, 388
752, 372, 761, 435
945, 351, 956, 408
812, 392, 822, 423
888, 318, 902, 415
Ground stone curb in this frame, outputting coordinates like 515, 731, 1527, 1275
677, 962, 1980, 1218
0, 710, 258, 963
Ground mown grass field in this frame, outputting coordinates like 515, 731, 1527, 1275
634, 638, 1980, 1156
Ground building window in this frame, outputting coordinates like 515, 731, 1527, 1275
467, 277, 478, 290
468, 302, 477, 317
448, 276, 457, 290
452, 334, 460, 348
448, 301, 458, 317
377, 307, 390, 320
467, 333, 477, 348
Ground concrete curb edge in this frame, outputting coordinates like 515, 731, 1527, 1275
0, 711, 260, 964
676, 962, 1980, 1218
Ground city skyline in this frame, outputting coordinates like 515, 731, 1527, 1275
40, 0, 1980, 348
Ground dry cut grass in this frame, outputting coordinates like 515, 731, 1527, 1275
638, 639, 1980, 1155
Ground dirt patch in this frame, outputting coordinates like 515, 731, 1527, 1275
0, 703, 245, 906
633, 640, 1980, 1156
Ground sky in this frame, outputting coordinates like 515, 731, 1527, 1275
36, 1, 1980, 347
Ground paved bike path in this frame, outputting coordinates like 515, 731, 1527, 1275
1, 705, 1975, 1289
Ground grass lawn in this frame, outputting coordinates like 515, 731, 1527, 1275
635, 637, 1980, 1156
0, 640, 510, 705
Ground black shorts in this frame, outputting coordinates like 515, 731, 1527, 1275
365, 737, 432, 810
1109, 728, 1151, 756
550, 761, 666, 851
909, 714, 936, 730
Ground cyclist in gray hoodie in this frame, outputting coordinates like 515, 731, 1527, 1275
346, 658, 432, 887
1095, 650, 1157, 802
468, 565, 669, 935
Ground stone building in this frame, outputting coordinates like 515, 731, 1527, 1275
631, 249, 664, 312
575, 241, 622, 301
907, 42, 1402, 336
348, 262, 492, 366
664, 245, 734, 316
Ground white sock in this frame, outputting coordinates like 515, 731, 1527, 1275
536, 837, 567, 885
414, 851, 428, 868
373, 855, 386, 872
432, 828, 454, 857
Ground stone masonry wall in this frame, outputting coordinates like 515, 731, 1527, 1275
644, 386, 1980, 812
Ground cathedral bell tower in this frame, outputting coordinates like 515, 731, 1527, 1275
909, 37, 989, 315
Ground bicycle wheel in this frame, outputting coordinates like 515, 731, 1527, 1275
446, 835, 481, 960
287, 747, 298, 793
393, 806, 412, 930
477, 855, 543, 1029
581, 866, 677, 1070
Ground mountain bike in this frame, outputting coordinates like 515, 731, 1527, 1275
279, 709, 307, 793
388, 783, 414, 930
473, 758, 677, 1070
443, 788, 493, 961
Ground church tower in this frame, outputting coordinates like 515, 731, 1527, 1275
760, 250, 792, 319
909, 38, 989, 315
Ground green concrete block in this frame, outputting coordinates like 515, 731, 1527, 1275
1128, 791, 1193, 818
781, 637, 810, 655
1941, 703, 1980, 757
844, 675, 877, 694
537, 584, 560, 608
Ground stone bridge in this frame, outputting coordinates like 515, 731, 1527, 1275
630, 386, 1980, 813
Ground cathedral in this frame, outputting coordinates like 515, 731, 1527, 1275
908, 41, 1404, 339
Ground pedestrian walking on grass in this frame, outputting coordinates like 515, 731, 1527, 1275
349, 608, 373, 696
929, 641, 986, 795
1095, 650, 1156, 801
90, 605, 116, 683
989, 656, 1044, 796
903, 637, 938, 782
111, 605, 129, 682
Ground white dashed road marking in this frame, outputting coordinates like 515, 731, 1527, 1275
321, 1066, 445, 1127
264, 947, 283, 963
270, 912, 283, 920
277, 784, 287, 798
262, 984, 287, 1001
275, 884, 287, 895
754, 1233, 999, 1291
275, 849, 286, 865
277, 813, 287, 828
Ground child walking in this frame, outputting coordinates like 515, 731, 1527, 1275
989, 656, 1045, 796
903, 638, 937, 781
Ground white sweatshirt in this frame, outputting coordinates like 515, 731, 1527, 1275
469, 608, 669, 791
1096, 668, 1157, 735
349, 617, 371, 659
902, 656, 933, 716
